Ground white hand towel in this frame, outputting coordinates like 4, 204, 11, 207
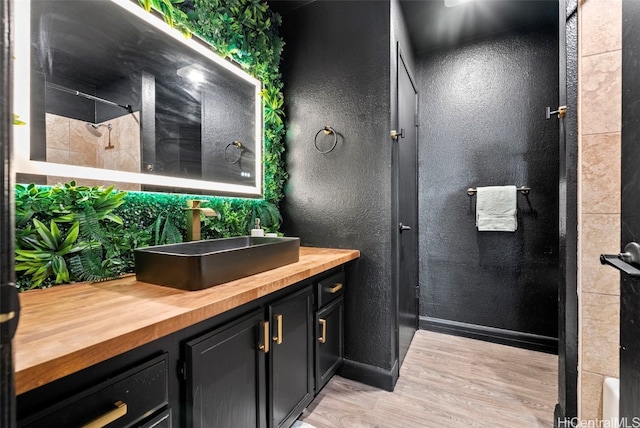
476, 185, 517, 232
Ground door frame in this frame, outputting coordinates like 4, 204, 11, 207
555, 0, 579, 424
1, 0, 18, 426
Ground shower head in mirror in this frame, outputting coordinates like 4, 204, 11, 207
85, 123, 112, 137
86, 123, 102, 137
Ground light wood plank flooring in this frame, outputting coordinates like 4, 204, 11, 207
299, 330, 557, 428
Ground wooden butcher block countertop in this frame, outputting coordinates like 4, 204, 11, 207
14, 246, 359, 395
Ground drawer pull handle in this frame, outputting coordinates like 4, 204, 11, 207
328, 283, 343, 293
273, 314, 283, 345
259, 321, 270, 353
82, 401, 127, 428
318, 319, 327, 344
0, 311, 15, 324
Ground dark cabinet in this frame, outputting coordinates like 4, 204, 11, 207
185, 309, 267, 428
185, 286, 314, 428
315, 271, 345, 393
18, 267, 347, 428
140, 408, 172, 428
315, 296, 344, 392
269, 286, 314, 428
19, 354, 169, 428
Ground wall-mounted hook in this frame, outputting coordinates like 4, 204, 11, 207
546, 105, 567, 119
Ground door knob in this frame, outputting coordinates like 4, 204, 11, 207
619, 242, 640, 264
399, 223, 411, 232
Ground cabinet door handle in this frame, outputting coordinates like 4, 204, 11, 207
273, 314, 283, 345
259, 320, 270, 353
82, 401, 127, 428
328, 283, 343, 293
318, 319, 327, 344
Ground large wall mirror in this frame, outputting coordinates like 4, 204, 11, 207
13, 0, 263, 197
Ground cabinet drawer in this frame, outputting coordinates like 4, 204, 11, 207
19, 354, 169, 428
317, 271, 345, 308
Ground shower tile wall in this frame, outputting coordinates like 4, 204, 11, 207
45, 112, 141, 191
578, 0, 622, 421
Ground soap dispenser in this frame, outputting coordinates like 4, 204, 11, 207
250, 218, 264, 237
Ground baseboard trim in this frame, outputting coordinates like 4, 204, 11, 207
420, 316, 558, 355
338, 358, 399, 392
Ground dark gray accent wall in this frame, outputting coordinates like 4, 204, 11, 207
42, 77, 96, 123
278, 0, 397, 385
619, 0, 640, 421
417, 23, 560, 339
622, 3, 640, 258
95, 72, 142, 123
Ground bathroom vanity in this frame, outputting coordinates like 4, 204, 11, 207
14, 247, 358, 427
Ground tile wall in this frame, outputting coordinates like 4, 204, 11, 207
45, 112, 141, 191
578, 0, 622, 421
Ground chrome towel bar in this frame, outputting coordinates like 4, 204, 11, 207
466, 186, 531, 196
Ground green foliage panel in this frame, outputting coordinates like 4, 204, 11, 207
15, 183, 282, 291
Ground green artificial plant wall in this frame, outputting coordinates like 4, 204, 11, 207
14, 0, 287, 291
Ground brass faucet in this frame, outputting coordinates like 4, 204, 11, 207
185, 200, 219, 241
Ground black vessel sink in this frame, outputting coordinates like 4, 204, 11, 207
134, 236, 300, 291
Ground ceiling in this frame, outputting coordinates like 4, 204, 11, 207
268, 0, 558, 54
399, 0, 558, 53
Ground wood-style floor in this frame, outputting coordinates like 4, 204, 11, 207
299, 330, 558, 428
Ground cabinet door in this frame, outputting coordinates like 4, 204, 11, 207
315, 297, 344, 392
269, 286, 314, 428
186, 310, 267, 428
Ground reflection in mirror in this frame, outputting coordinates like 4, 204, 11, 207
14, 0, 263, 196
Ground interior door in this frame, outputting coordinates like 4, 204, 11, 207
1, 0, 19, 426
397, 46, 418, 367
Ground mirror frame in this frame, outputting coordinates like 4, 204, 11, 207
13, 0, 264, 197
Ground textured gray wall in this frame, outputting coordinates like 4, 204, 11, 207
279, 1, 396, 374
417, 24, 560, 338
